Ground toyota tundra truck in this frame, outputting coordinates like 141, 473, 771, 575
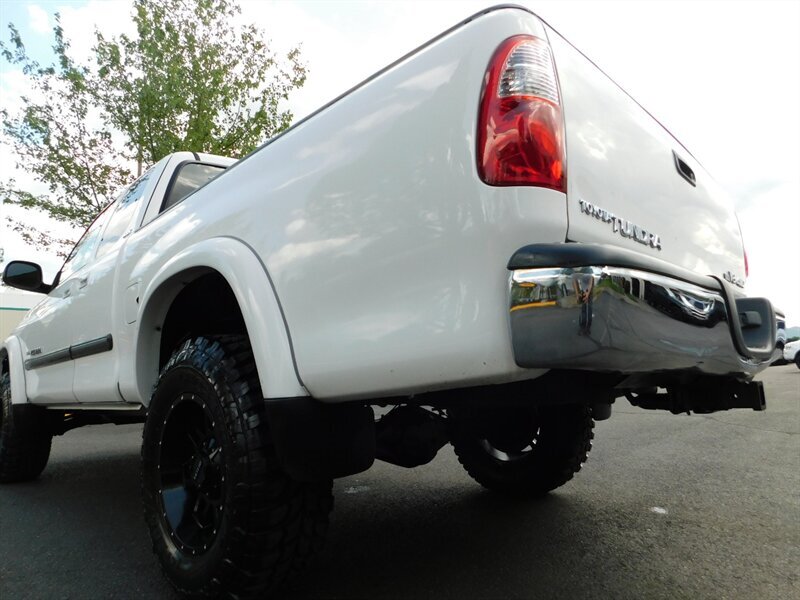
0, 6, 777, 598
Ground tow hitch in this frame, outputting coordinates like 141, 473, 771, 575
626, 379, 765, 415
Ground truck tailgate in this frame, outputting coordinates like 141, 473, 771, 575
546, 25, 746, 285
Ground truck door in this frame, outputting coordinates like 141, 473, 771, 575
16, 207, 113, 404
70, 169, 157, 404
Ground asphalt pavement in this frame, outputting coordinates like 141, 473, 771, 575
1, 365, 798, 599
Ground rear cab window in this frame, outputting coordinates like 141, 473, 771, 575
161, 163, 226, 212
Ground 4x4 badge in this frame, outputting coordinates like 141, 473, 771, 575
578, 199, 662, 251
723, 271, 745, 288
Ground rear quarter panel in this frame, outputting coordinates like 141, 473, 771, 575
166, 7, 568, 400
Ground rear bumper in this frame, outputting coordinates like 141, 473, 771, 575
508, 244, 776, 380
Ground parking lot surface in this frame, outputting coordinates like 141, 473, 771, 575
1, 365, 798, 599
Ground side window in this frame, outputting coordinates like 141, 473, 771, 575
96, 170, 153, 259
162, 163, 226, 212
59, 204, 115, 282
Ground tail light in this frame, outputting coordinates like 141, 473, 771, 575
744, 248, 749, 279
477, 35, 565, 191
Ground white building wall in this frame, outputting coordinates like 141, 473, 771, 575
1, 288, 38, 342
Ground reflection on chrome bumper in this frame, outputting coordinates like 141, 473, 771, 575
509, 266, 763, 377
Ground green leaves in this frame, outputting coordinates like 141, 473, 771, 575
1, 0, 306, 252
95, 0, 306, 164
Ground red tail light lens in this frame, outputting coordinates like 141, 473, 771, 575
744, 247, 749, 278
477, 35, 565, 191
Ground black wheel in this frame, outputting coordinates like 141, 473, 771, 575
450, 404, 594, 496
0, 372, 53, 483
795, 354, 800, 370
142, 336, 333, 599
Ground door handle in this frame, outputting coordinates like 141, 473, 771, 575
78, 277, 88, 289
673, 150, 696, 187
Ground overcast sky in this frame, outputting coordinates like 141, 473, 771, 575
1, 0, 798, 323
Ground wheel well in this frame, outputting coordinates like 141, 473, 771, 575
159, 272, 248, 370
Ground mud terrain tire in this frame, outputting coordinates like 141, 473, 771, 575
142, 336, 332, 599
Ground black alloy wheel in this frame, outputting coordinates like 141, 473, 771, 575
450, 404, 595, 496
157, 392, 225, 555
476, 406, 543, 462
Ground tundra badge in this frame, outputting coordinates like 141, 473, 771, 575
578, 199, 662, 250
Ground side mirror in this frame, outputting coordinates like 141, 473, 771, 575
2, 261, 53, 294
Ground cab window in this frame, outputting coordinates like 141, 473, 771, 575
59, 204, 115, 282
162, 163, 226, 212
96, 169, 154, 259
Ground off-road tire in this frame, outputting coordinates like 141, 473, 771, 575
141, 336, 333, 599
450, 404, 594, 496
0, 372, 53, 483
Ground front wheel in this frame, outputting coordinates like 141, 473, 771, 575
795, 354, 800, 370
141, 336, 333, 599
0, 372, 53, 483
450, 404, 594, 496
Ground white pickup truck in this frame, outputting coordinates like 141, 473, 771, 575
0, 6, 777, 599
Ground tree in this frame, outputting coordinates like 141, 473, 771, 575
94, 0, 306, 173
1, 22, 132, 252
1, 0, 306, 252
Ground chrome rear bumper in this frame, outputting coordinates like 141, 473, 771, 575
509, 265, 773, 379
